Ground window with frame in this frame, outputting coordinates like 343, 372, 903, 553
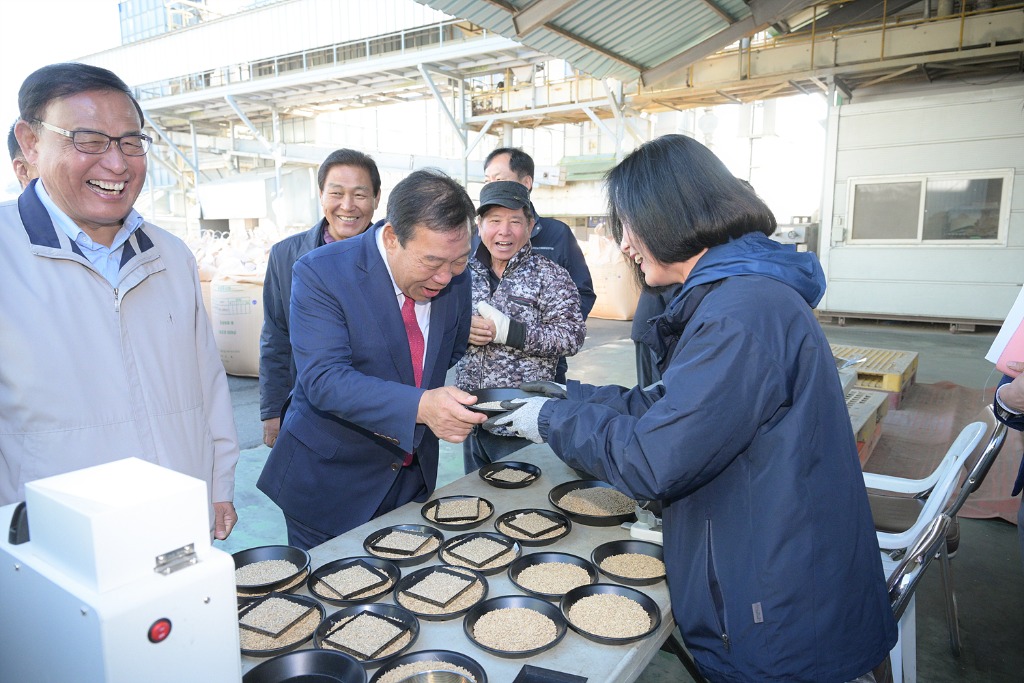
848, 170, 1011, 243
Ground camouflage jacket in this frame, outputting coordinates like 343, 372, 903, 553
455, 242, 585, 392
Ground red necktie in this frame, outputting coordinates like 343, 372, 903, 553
401, 296, 424, 466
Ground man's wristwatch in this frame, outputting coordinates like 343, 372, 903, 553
994, 400, 1019, 423
994, 386, 1023, 423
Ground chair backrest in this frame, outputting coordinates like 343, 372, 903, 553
947, 406, 1008, 517
911, 421, 986, 529
887, 513, 951, 620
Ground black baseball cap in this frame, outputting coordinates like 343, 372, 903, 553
477, 180, 531, 216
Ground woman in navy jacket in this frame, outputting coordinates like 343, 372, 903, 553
488, 135, 897, 682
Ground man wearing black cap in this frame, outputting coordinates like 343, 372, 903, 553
484, 147, 595, 382
455, 180, 585, 471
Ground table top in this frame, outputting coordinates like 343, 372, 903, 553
241, 444, 675, 683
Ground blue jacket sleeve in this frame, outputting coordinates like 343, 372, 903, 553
539, 316, 786, 501
289, 258, 424, 453
259, 245, 293, 420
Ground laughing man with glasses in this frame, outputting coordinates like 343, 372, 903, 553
2, 63, 241, 543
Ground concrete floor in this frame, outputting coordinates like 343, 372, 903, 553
218, 317, 1023, 683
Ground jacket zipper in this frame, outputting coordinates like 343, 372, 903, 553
706, 518, 730, 652
113, 287, 120, 312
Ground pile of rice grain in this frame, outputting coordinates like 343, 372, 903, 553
472, 607, 557, 652
558, 487, 636, 516
567, 593, 650, 639
235, 559, 298, 586
377, 660, 477, 683
515, 562, 591, 594
599, 553, 666, 579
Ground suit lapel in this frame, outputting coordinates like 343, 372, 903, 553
357, 228, 416, 386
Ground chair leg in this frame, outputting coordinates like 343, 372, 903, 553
660, 631, 708, 683
937, 544, 962, 657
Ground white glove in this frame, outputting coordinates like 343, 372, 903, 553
478, 301, 511, 345
482, 397, 551, 443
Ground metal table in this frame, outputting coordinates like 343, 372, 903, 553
242, 444, 688, 682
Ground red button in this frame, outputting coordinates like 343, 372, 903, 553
148, 618, 172, 643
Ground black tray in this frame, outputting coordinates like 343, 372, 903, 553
463, 595, 567, 659
368, 649, 487, 683
591, 540, 666, 586
393, 564, 488, 621
314, 602, 420, 667
234, 545, 311, 593
560, 583, 661, 645
507, 552, 598, 600
420, 495, 495, 531
243, 648, 366, 683
363, 524, 444, 567
494, 509, 572, 547
478, 461, 542, 489
308, 557, 402, 606
548, 480, 638, 527
239, 592, 326, 658
467, 387, 535, 414
439, 532, 522, 575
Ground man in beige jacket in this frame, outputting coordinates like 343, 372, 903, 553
1, 63, 240, 540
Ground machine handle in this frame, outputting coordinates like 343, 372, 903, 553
8, 501, 30, 545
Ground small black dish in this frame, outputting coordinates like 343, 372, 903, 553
393, 564, 488, 622
560, 583, 661, 645
478, 461, 542, 489
494, 509, 572, 547
420, 495, 495, 531
242, 648, 366, 683
548, 480, 638, 527
368, 649, 488, 683
467, 387, 535, 414
507, 552, 598, 600
315, 602, 420, 667
239, 592, 326, 658
591, 540, 666, 586
234, 545, 311, 593
463, 595, 567, 659
308, 557, 402, 606
512, 665, 588, 683
363, 524, 444, 567
439, 532, 522, 575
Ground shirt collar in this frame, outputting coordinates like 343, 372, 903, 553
374, 224, 404, 300
34, 179, 143, 250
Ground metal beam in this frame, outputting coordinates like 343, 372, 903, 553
641, 0, 815, 86
142, 112, 201, 178
223, 95, 274, 154
418, 64, 467, 147
697, 0, 737, 24
513, 0, 580, 37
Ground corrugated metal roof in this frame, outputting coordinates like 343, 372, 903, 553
414, 0, 758, 83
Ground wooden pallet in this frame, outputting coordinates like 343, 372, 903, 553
857, 423, 884, 467
846, 389, 890, 449
831, 344, 919, 409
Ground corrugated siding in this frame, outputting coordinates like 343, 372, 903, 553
414, 0, 750, 81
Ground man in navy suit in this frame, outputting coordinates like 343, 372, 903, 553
257, 169, 487, 550
992, 362, 1024, 562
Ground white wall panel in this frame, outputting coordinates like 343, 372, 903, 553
83, 0, 451, 86
818, 82, 1024, 323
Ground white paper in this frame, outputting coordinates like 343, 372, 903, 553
986, 287, 1024, 363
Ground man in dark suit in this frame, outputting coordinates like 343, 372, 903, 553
257, 169, 487, 550
992, 362, 1024, 563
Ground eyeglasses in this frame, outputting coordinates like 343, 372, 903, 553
34, 120, 152, 157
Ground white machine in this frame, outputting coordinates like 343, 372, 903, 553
0, 458, 242, 683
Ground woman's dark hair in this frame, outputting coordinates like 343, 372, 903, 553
19, 63, 144, 126
606, 134, 776, 265
317, 148, 381, 196
386, 169, 475, 245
